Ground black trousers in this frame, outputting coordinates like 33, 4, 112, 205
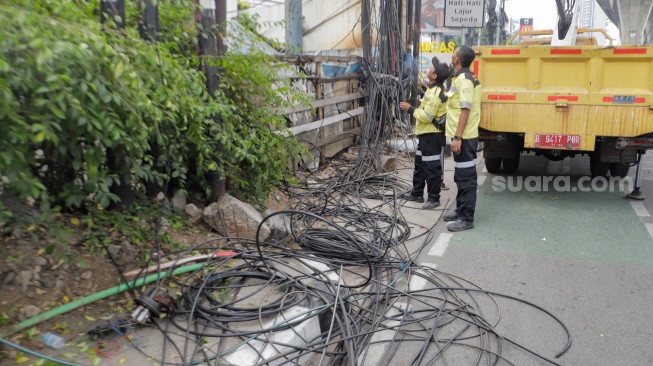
453, 138, 478, 222
412, 132, 446, 202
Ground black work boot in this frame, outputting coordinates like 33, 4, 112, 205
422, 200, 440, 210
447, 220, 474, 232
401, 193, 424, 203
442, 210, 459, 222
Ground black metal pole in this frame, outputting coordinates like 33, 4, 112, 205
362, 0, 372, 63
101, 0, 126, 28
407, 0, 414, 47
139, 0, 159, 42
100, 0, 134, 210
137, 0, 165, 197
197, 0, 226, 202
411, 0, 421, 108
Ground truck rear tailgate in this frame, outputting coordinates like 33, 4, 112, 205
475, 45, 653, 151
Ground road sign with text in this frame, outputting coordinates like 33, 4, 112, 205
444, 0, 485, 28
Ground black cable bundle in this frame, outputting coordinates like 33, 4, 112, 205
96, 1, 574, 365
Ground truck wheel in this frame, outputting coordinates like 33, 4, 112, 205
503, 155, 520, 174
609, 163, 630, 178
590, 154, 609, 177
485, 157, 502, 173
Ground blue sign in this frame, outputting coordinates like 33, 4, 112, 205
613, 96, 636, 104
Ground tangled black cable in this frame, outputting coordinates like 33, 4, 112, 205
98, 1, 574, 365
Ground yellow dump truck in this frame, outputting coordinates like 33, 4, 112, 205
474, 32, 653, 177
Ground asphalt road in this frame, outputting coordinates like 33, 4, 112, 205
402, 151, 653, 366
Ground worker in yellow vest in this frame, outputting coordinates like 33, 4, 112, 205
399, 58, 451, 209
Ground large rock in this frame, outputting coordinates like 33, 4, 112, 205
263, 209, 291, 243
171, 191, 187, 211
202, 194, 271, 241
185, 204, 203, 224
376, 155, 397, 172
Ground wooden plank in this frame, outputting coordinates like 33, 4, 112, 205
279, 107, 364, 136
278, 91, 365, 115
282, 74, 362, 82
316, 62, 323, 120
313, 127, 361, 148
273, 54, 363, 63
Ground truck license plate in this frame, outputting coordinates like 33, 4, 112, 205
534, 134, 581, 149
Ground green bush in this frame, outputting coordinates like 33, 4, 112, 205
0, 0, 308, 216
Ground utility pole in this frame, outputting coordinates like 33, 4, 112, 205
139, 0, 158, 42
411, 0, 421, 108
412, 0, 421, 67
285, 0, 302, 54
101, 0, 134, 210
197, 0, 226, 202
407, 0, 414, 50
361, 0, 372, 63
138, 0, 164, 197
216, 0, 227, 52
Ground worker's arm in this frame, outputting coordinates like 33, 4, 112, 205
451, 78, 474, 154
451, 108, 469, 154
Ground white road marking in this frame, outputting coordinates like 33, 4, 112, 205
631, 202, 651, 217
421, 263, 437, 269
409, 270, 428, 290
482, 166, 488, 173
478, 175, 487, 186
645, 224, 653, 239
428, 233, 453, 256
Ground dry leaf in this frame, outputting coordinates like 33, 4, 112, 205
51, 259, 64, 270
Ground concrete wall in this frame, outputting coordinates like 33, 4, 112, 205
243, 0, 376, 53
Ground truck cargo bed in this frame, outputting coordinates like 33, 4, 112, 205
475, 45, 653, 151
